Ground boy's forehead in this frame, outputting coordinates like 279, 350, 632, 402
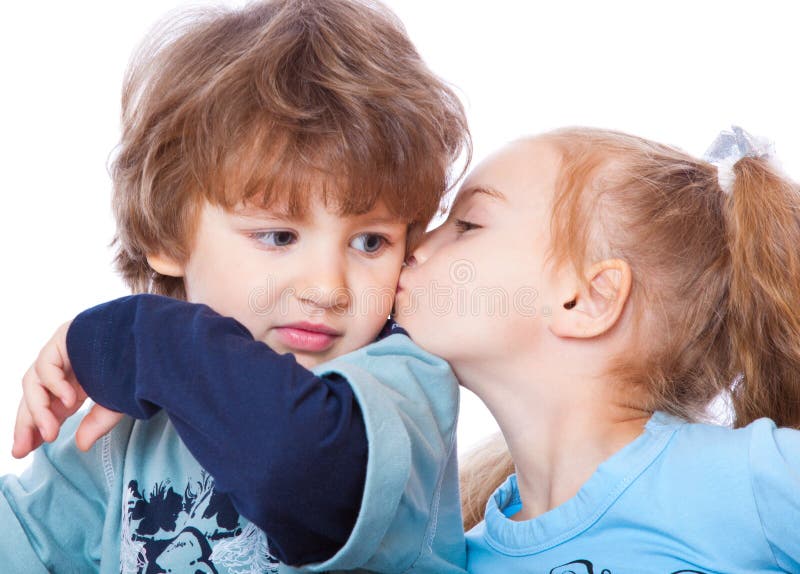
231, 198, 407, 225
216, 133, 435, 231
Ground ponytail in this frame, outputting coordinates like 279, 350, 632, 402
725, 156, 800, 428
459, 433, 514, 531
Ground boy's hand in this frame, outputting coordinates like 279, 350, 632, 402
12, 322, 123, 457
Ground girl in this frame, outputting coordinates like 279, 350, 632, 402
395, 127, 800, 572
19, 127, 800, 573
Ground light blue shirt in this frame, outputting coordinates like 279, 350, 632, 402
467, 412, 800, 573
0, 334, 466, 574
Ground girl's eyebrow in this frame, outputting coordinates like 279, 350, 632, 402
450, 185, 506, 213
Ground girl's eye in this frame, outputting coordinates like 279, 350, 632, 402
454, 219, 482, 234
351, 233, 388, 254
252, 230, 297, 247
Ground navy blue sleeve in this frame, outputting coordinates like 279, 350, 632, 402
65, 294, 367, 567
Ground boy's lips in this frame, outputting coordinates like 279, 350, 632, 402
273, 322, 342, 353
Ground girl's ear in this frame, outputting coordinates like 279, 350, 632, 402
549, 259, 632, 339
146, 252, 185, 278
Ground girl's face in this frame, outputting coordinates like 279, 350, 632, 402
395, 139, 563, 377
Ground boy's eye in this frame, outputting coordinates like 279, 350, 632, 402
351, 233, 388, 254
252, 230, 297, 247
454, 219, 482, 234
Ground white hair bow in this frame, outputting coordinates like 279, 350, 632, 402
703, 126, 774, 194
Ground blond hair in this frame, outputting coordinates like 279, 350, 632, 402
461, 128, 800, 530
111, 0, 470, 299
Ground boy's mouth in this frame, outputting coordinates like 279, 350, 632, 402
273, 322, 342, 353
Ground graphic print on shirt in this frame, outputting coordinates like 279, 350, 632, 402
120, 471, 280, 574
549, 560, 707, 574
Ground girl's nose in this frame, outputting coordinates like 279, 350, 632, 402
407, 224, 443, 266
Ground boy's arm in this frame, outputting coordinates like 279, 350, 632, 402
1, 413, 130, 572
66, 294, 367, 567
296, 336, 467, 573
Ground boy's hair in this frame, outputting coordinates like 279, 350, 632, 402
111, 0, 470, 299
461, 127, 800, 531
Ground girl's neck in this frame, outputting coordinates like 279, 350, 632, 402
458, 356, 651, 522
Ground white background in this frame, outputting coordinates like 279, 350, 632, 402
1, 0, 799, 475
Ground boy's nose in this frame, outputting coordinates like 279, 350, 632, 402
300, 286, 350, 310
298, 258, 351, 310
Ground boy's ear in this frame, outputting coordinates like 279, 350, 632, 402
549, 259, 632, 339
146, 252, 185, 278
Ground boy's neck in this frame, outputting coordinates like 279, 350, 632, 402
459, 352, 651, 522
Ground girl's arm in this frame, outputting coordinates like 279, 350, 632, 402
65, 294, 367, 567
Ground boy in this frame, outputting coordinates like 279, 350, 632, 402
2, 0, 470, 572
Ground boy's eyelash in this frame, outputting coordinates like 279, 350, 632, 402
454, 219, 482, 233
374, 235, 393, 248
248, 230, 297, 247
247, 230, 395, 254
353, 233, 393, 256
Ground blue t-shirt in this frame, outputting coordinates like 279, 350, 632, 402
466, 411, 800, 573
0, 295, 466, 573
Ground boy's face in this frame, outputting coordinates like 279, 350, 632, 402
161, 197, 407, 368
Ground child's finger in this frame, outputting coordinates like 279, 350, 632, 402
12, 401, 44, 459
21, 365, 61, 443
34, 359, 78, 409
75, 404, 124, 452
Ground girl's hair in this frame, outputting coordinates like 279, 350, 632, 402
111, 0, 470, 299
461, 127, 800, 531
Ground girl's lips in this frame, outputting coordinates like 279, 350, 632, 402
273, 324, 341, 352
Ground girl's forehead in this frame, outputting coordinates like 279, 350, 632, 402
456, 139, 560, 212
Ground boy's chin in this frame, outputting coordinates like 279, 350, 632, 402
293, 355, 322, 369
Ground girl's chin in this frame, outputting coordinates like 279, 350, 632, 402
390, 301, 411, 327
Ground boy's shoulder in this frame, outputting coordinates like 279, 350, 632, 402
5, 411, 275, 574
301, 324, 465, 574
376, 318, 408, 340
0, 412, 136, 572
319, 319, 456, 394
367, 319, 447, 366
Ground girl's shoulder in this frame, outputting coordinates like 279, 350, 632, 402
648, 411, 800, 483
646, 413, 800, 570
652, 410, 800, 446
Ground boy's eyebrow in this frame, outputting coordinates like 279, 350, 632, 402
355, 214, 408, 226
450, 185, 506, 213
231, 205, 404, 227
232, 204, 296, 221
